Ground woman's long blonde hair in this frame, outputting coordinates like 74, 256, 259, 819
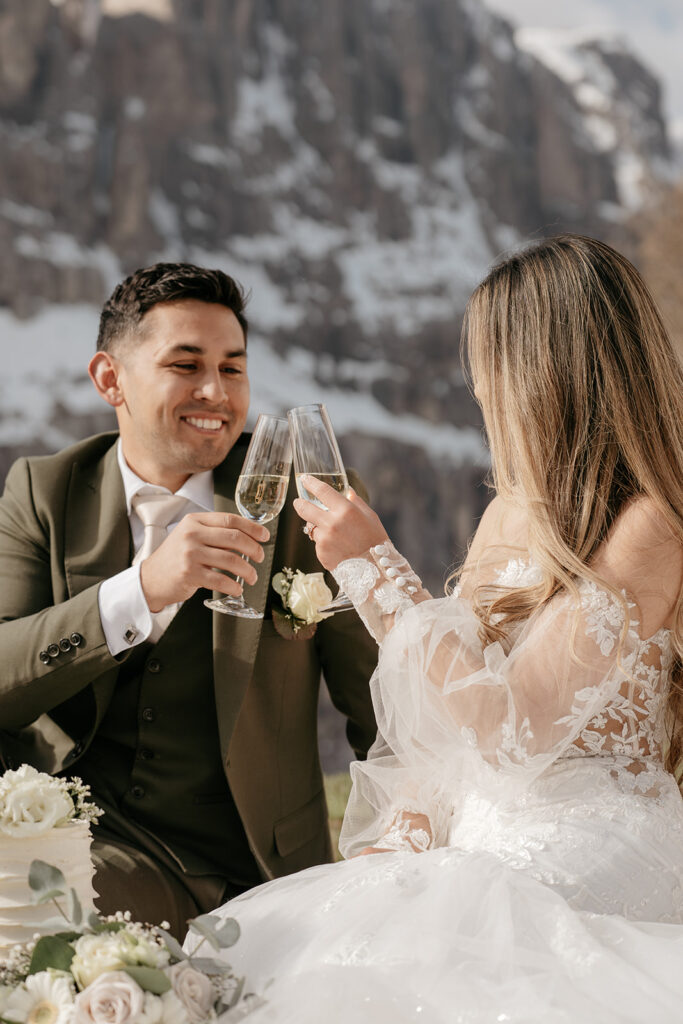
460, 234, 683, 770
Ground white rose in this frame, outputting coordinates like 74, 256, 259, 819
286, 572, 333, 624
72, 971, 154, 1024
0, 765, 74, 837
71, 935, 127, 990
166, 964, 213, 1024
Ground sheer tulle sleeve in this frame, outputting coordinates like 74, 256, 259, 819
335, 547, 645, 858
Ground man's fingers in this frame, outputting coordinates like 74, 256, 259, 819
198, 525, 266, 563
192, 511, 270, 543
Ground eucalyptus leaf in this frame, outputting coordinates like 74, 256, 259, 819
188, 915, 221, 951
33, 889, 66, 905
67, 888, 83, 927
156, 928, 187, 962
28, 860, 66, 894
28, 935, 75, 975
184, 956, 232, 975
86, 911, 102, 932
123, 967, 171, 995
215, 918, 240, 949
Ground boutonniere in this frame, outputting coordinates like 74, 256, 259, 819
271, 568, 334, 639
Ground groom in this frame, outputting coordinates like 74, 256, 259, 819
0, 263, 377, 937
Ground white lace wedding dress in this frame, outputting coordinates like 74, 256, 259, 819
189, 544, 683, 1023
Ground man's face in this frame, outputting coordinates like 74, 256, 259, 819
107, 299, 250, 489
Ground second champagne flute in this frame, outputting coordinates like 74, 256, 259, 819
204, 414, 292, 618
287, 403, 354, 614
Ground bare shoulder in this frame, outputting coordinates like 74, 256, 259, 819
593, 497, 683, 633
463, 494, 529, 573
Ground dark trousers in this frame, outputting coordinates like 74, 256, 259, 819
91, 835, 251, 941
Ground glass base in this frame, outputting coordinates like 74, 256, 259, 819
204, 596, 263, 618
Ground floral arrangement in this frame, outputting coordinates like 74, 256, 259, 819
0, 861, 260, 1024
271, 568, 334, 639
0, 766, 102, 836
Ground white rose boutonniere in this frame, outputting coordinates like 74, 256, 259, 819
271, 568, 334, 639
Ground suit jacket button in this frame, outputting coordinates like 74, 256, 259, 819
147, 659, 162, 674
39, 650, 51, 665
131, 785, 145, 800
58, 637, 72, 652
139, 748, 154, 760
69, 632, 83, 647
142, 707, 155, 722
47, 643, 60, 658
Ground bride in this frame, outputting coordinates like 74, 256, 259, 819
188, 235, 683, 1022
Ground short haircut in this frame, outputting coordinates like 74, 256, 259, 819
97, 262, 249, 351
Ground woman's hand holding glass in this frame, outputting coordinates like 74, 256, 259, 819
292, 474, 389, 572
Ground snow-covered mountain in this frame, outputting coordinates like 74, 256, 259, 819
0, 0, 672, 588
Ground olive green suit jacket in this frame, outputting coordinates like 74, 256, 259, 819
0, 432, 378, 879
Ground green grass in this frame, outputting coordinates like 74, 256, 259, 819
324, 771, 353, 860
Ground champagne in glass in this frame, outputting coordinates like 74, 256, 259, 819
204, 414, 292, 618
287, 403, 354, 614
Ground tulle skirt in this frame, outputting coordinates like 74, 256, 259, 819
190, 843, 683, 1023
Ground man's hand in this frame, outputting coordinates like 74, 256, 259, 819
139, 512, 269, 612
293, 475, 388, 570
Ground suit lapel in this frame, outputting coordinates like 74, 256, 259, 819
212, 435, 280, 758
63, 438, 130, 725
64, 440, 131, 597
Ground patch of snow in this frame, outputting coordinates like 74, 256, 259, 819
125, 97, 147, 121
148, 189, 182, 254
186, 143, 239, 169
0, 200, 53, 228
14, 233, 121, 289
0, 305, 102, 447
101, 0, 173, 20
232, 25, 298, 149
303, 69, 336, 123
190, 248, 306, 332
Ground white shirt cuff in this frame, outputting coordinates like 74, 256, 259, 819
98, 564, 154, 656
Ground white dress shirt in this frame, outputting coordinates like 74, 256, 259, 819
98, 441, 214, 656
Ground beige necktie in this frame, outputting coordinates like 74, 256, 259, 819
132, 492, 191, 641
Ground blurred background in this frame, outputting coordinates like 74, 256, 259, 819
1, 0, 682, 769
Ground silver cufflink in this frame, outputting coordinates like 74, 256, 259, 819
123, 625, 139, 645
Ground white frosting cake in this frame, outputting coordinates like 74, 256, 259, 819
0, 820, 97, 956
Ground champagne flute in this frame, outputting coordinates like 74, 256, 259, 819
287, 403, 354, 614
204, 414, 292, 618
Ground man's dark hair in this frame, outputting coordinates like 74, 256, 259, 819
97, 262, 249, 351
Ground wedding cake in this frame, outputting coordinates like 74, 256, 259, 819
0, 766, 99, 957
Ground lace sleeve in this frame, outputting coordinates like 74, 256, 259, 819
332, 542, 432, 643
339, 570, 665, 858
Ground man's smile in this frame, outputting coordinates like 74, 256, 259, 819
181, 415, 227, 434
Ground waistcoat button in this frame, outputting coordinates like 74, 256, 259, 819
131, 786, 145, 799
139, 748, 154, 760
147, 659, 162, 674
141, 707, 155, 722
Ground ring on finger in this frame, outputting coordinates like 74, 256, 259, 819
303, 522, 313, 537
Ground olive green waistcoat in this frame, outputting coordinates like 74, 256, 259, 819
73, 591, 262, 886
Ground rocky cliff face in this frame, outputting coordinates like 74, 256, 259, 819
0, 0, 672, 594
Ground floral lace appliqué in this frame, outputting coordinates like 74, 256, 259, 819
333, 558, 380, 605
